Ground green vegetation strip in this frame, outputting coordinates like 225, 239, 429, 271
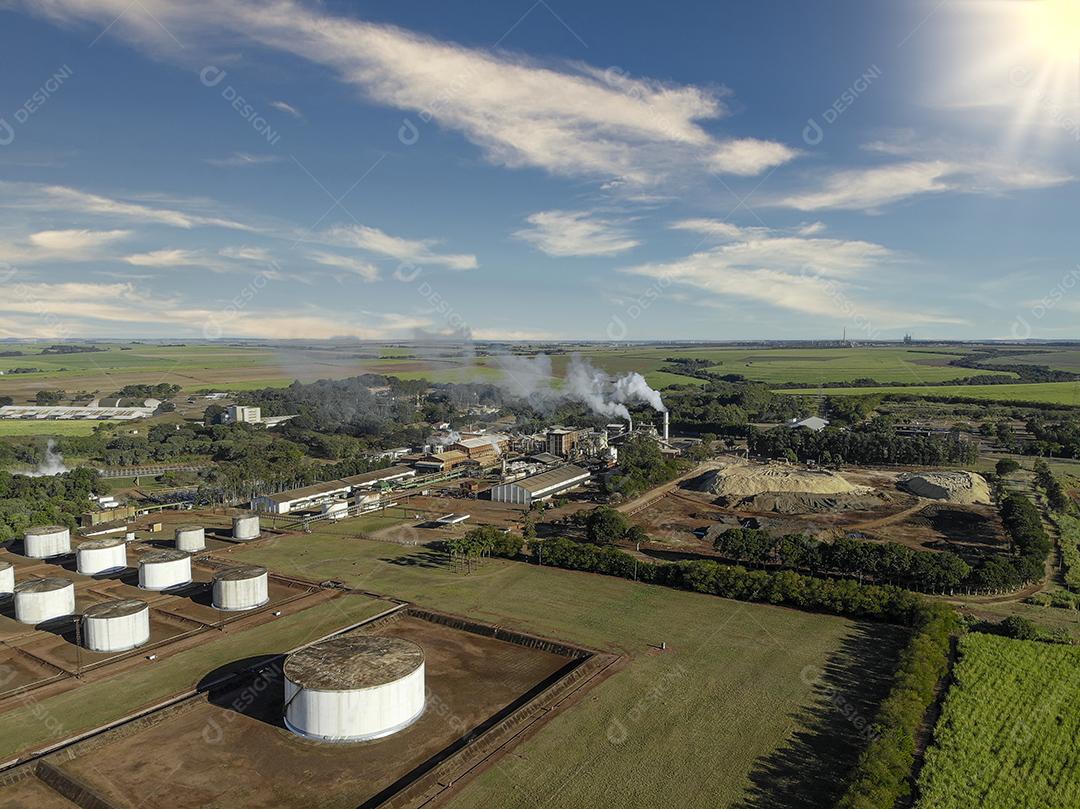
1060, 513, 1080, 592
916, 633, 1080, 809
0, 420, 117, 437
775, 381, 1080, 405
233, 532, 900, 809
0, 595, 388, 761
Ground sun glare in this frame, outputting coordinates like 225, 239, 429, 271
1023, 0, 1080, 62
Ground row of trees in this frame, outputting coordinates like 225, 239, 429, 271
710, 529, 971, 593
749, 420, 978, 467
1033, 460, 1068, 512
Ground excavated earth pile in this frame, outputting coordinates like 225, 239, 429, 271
897, 471, 991, 505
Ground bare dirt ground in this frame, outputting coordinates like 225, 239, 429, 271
627, 463, 1007, 560
0, 776, 78, 808
54, 616, 577, 809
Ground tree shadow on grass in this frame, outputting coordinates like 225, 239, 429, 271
382, 550, 449, 570
731, 620, 909, 809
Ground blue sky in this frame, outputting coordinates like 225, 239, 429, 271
0, 0, 1078, 341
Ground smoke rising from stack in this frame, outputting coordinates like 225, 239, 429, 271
28, 440, 69, 477
493, 353, 666, 420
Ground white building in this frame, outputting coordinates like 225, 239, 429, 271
490, 464, 591, 506
226, 405, 262, 424
251, 465, 416, 514
787, 416, 830, 432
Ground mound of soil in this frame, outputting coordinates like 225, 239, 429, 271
729, 490, 890, 515
898, 471, 990, 505
689, 462, 870, 498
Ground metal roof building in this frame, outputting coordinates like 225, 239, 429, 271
489, 464, 590, 506
250, 466, 416, 514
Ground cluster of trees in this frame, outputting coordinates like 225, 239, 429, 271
749, 420, 978, 466
445, 526, 521, 572
115, 383, 181, 400
663, 380, 805, 432
572, 506, 649, 547
34, 389, 66, 405
710, 529, 971, 593
604, 435, 684, 499
1033, 460, 1068, 512
0, 467, 100, 542
986, 492, 1052, 592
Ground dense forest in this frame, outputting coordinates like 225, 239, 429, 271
748, 420, 979, 466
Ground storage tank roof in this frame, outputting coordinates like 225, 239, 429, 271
285, 635, 423, 690
140, 549, 189, 564
15, 577, 72, 594
213, 565, 266, 582
176, 525, 204, 533
84, 598, 146, 619
27, 525, 68, 535
78, 537, 126, 550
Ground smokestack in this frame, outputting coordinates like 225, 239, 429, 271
627, 415, 633, 434
663, 411, 669, 442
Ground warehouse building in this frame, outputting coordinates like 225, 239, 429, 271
413, 449, 470, 474
250, 466, 416, 514
489, 464, 590, 506
452, 434, 509, 467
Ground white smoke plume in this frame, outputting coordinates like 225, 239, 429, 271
495, 353, 665, 420
28, 440, 69, 477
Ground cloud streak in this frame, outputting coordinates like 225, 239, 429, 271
514, 210, 640, 257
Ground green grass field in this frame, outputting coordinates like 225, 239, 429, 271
983, 348, 1080, 373
776, 381, 1080, 404
0, 595, 390, 760
916, 633, 1080, 809
0, 420, 117, 436
230, 529, 905, 809
0, 343, 1011, 402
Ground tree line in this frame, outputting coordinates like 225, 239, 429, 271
749, 420, 978, 466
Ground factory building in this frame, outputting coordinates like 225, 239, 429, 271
250, 466, 416, 514
226, 405, 262, 424
546, 428, 587, 458
413, 449, 470, 474
490, 464, 591, 506
451, 434, 509, 467
283, 635, 426, 742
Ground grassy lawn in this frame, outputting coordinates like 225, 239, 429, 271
0, 595, 389, 761
776, 381, 1080, 405
0, 420, 117, 436
916, 633, 1080, 809
228, 533, 906, 809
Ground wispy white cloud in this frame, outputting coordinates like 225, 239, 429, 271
0, 228, 131, 264
308, 250, 380, 281
514, 210, 640, 257
323, 224, 477, 270
626, 222, 961, 327
14, 0, 798, 186
204, 152, 284, 167
0, 181, 255, 231
269, 100, 304, 120
772, 157, 1071, 212
123, 248, 203, 267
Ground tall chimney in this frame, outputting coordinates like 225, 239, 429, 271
627, 415, 633, 434
663, 411, 670, 442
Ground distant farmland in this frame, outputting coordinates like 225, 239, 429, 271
776, 381, 1080, 405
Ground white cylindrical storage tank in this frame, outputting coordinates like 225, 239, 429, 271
212, 565, 269, 611
232, 515, 260, 541
24, 525, 71, 559
138, 549, 192, 591
14, 578, 75, 624
0, 560, 13, 596
175, 525, 206, 552
283, 635, 426, 742
83, 599, 150, 652
76, 537, 128, 575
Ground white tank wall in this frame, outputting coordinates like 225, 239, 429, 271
213, 573, 269, 611
25, 527, 71, 559
284, 662, 426, 742
233, 516, 260, 540
15, 584, 75, 624
175, 527, 206, 552
77, 543, 128, 575
84, 607, 150, 652
138, 556, 192, 590
0, 565, 13, 595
